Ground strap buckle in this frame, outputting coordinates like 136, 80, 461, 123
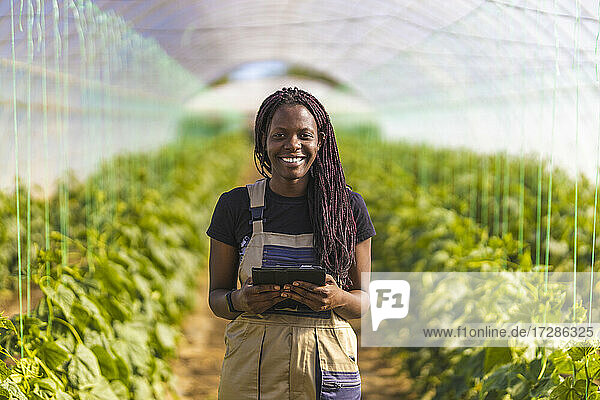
249, 206, 264, 224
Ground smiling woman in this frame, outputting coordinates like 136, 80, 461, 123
206, 87, 376, 399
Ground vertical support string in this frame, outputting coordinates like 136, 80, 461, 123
502, 151, 509, 237
26, 0, 33, 317
590, 104, 600, 325
518, 70, 525, 259
52, 0, 63, 275
518, 148, 525, 257
590, 0, 600, 325
60, 0, 71, 270
573, 0, 580, 322
493, 154, 501, 237
37, 0, 52, 336
10, 0, 25, 358
534, 0, 545, 270
536, 155, 543, 267
73, 0, 92, 268
545, 0, 560, 288
469, 153, 477, 223
482, 157, 489, 230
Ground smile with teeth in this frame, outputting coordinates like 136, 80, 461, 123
280, 156, 305, 165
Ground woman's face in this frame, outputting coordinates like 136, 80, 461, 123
266, 104, 321, 184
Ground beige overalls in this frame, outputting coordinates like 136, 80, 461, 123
218, 179, 361, 400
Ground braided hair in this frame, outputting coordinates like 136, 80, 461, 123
254, 87, 356, 290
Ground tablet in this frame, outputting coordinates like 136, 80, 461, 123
251, 266, 325, 286
251, 266, 326, 311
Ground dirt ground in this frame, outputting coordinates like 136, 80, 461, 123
1, 286, 44, 317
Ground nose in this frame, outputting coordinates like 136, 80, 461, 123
284, 134, 301, 151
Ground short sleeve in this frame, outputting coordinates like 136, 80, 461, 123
206, 192, 237, 247
350, 191, 376, 243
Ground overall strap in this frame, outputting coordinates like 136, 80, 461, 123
246, 178, 267, 234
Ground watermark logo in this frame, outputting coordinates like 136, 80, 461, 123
369, 280, 410, 331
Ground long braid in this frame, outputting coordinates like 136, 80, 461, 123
254, 87, 356, 289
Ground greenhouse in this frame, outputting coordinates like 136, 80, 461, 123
1, 0, 600, 399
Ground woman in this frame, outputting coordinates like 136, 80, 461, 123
207, 87, 375, 399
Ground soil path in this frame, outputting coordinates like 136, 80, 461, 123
1, 286, 44, 317
169, 160, 415, 399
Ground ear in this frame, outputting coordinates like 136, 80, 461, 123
318, 131, 324, 149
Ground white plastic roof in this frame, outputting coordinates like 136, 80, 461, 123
1, 0, 600, 188
91, 0, 600, 103
95, 0, 600, 177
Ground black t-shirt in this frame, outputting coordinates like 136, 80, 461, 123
206, 179, 376, 256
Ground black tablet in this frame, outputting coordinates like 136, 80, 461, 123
251, 266, 326, 287
251, 266, 326, 312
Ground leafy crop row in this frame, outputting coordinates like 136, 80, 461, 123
339, 134, 600, 399
0, 134, 247, 399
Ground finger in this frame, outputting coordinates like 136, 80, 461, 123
280, 290, 310, 305
251, 291, 283, 301
286, 284, 326, 300
252, 284, 281, 294
324, 274, 337, 285
253, 296, 288, 313
254, 298, 282, 309
280, 290, 323, 311
287, 280, 319, 291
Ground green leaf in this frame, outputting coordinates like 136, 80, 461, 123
531, 375, 555, 398
103, 297, 131, 322
0, 317, 16, 334
573, 379, 588, 394
90, 346, 118, 381
526, 357, 543, 381
549, 381, 572, 399
482, 364, 510, 393
109, 381, 128, 399
113, 322, 151, 375
156, 323, 177, 353
506, 379, 531, 400
61, 275, 86, 298
0, 379, 27, 400
549, 377, 588, 400
0, 361, 9, 380
113, 353, 131, 384
37, 340, 70, 370
568, 347, 593, 362
55, 336, 76, 354
68, 344, 102, 389
78, 377, 120, 400
29, 376, 59, 396
44, 283, 76, 320
552, 352, 575, 375
132, 377, 153, 400
483, 347, 512, 374
132, 274, 151, 297
54, 391, 75, 400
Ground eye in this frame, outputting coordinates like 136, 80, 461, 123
300, 131, 314, 139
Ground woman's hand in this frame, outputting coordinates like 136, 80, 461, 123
281, 274, 346, 312
233, 277, 285, 314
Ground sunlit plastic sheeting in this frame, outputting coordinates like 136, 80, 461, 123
0, 0, 202, 191
349, 1, 600, 179
2, 0, 600, 185
94, 0, 600, 179
94, 0, 480, 83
